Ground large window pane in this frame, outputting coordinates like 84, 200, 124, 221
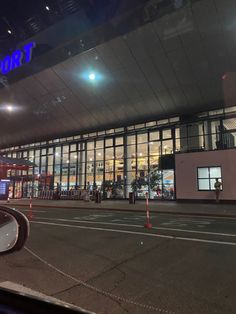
96, 149, 104, 161
126, 171, 136, 185
87, 150, 94, 161
62, 154, 69, 163
62, 164, 68, 176
149, 155, 159, 170
116, 137, 123, 145
55, 147, 61, 164
162, 140, 173, 154
87, 162, 94, 174
162, 129, 172, 139
70, 152, 77, 164
105, 160, 113, 172
127, 135, 136, 145
48, 165, 53, 175
62, 146, 69, 154
137, 143, 148, 157
61, 176, 68, 189
48, 155, 53, 166
137, 133, 148, 143
198, 168, 209, 178
105, 172, 113, 181
96, 161, 104, 173
198, 179, 210, 190
54, 165, 61, 176
78, 163, 85, 173
105, 147, 114, 160
79, 151, 85, 163
115, 146, 124, 159
210, 178, 223, 190
149, 130, 160, 141
95, 174, 103, 186
149, 142, 161, 155
223, 118, 236, 130
115, 159, 124, 172
77, 173, 85, 188
105, 139, 113, 147
41, 156, 46, 167
126, 158, 136, 172
96, 140, 104, 149
209, 167, 221, 178
87, 141, 94, 150
137, 157, 148, 170
70, 144, 77, 151
127, 145, 135, 158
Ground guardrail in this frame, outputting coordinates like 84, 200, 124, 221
37, 190, 90, 200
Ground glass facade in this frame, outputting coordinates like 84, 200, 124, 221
2, 106, 236, 200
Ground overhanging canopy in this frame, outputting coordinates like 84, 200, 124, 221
0, 0, 235, 148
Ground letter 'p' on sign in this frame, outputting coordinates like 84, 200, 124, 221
0, 42, 36, 75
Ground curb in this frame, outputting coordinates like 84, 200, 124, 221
4, 203, 236, 219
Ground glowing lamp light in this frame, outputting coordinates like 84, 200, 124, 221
80, 70, 103, 83
7, 30, 12, 34
89, 73, 96, 80
45, 6, 50, 11
7, 105, 13, 112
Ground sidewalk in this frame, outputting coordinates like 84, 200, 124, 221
1, 199, 236, 218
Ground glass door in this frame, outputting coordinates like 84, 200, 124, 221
149, 169, 175, 200
162, 170, 175, 200
14, 181, 22, 199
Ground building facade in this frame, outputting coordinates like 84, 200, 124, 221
2, 105, 236, 201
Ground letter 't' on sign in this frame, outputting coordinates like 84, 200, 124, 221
23, 42, 36, 63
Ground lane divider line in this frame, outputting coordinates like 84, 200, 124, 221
30, 221, 236, 246
34, 217, 236, 238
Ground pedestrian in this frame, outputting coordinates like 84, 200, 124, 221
214, 178, 222, 203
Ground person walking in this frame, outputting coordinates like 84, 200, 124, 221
214, 178, 222, 203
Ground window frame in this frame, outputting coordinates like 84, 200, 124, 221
197, 166, 223, 191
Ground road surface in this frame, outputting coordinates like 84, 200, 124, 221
0, 206, 236, 314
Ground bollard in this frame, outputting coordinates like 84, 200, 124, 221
28, 194, 33, 219
144, 192, 152, 229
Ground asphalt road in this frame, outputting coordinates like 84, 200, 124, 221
1, 206, 236, 314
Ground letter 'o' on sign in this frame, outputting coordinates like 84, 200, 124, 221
1, 56, 12, 75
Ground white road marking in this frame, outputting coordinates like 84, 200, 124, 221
161, 218, 212, 229
34, 217, 236, 238
73, 214, 114, 221
31, 220, 236, 246
17, 209, 46, 213
36, 217, 141, 228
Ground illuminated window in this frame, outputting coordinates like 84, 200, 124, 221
197, 167, 222, 191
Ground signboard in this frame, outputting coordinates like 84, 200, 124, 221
0, 42, 36, 75
0, 181, 9, 200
